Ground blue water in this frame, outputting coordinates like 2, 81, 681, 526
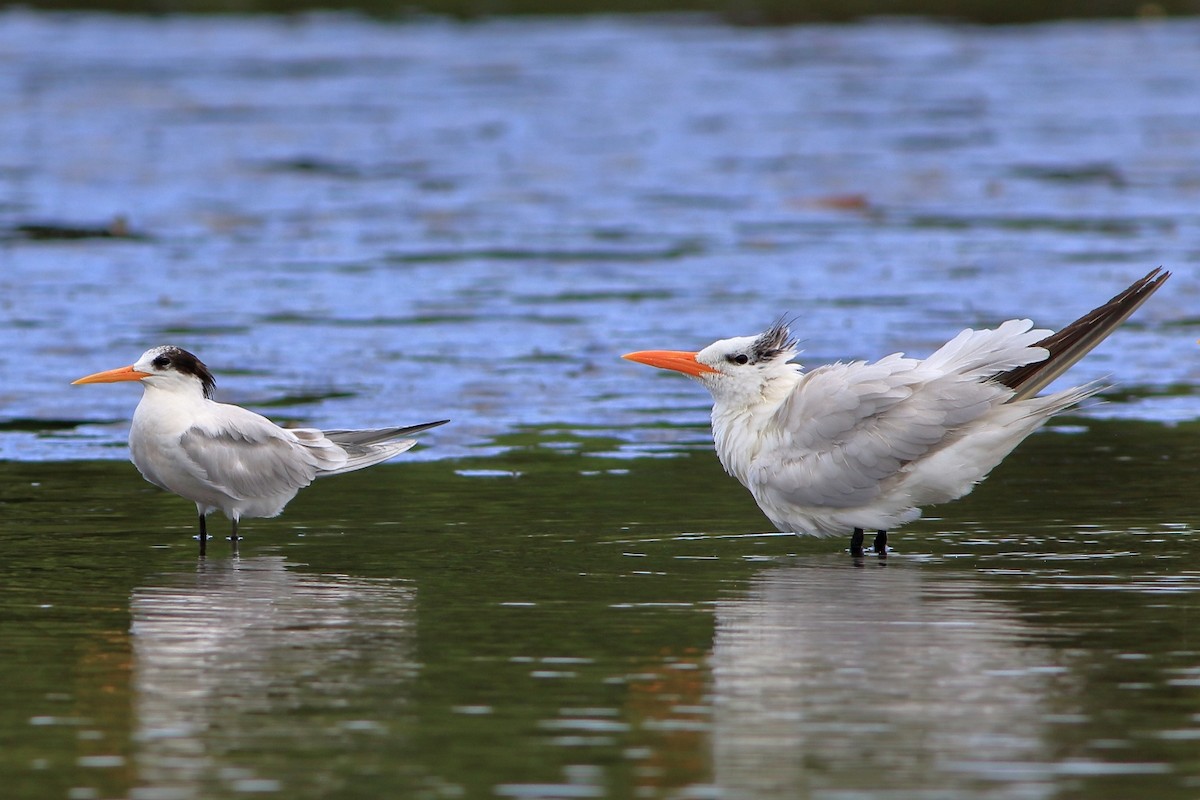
1, 12, 1196, 464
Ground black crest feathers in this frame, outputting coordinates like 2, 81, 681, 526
750, 318, 797, 363
153, 346, 217, 399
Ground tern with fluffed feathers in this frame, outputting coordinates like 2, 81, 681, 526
74, 346, 448, 555
623, 268, 1169, 556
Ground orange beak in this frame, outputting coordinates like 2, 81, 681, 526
622, 349, 719, 378
72, 365, 152, 385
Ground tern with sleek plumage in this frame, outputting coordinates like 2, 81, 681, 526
623, 268, 1169, 556
74, 346, 448, 555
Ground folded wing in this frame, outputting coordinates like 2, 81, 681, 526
179, 413, 326, 502
179, 415, 450, 496
752, 320, 1052, 510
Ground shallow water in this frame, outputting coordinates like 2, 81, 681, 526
4, 421, 1200, 799
1, 10, 1199, 800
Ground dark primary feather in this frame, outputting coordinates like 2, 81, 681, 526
315, 419, 450, 477
322, 420, 450, 447
993, 268, 1169, 400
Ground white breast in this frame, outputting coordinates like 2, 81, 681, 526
128, 387, 246, 518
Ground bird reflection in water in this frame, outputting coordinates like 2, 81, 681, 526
129, 556, 417, 797
710, 561, 1078, 798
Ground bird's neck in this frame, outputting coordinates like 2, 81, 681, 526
709, 368, 800, 487
134, 383, 210, 425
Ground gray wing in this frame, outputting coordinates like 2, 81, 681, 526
750, 354, 1011, 510
321, 419, 449, 447
314, 419, 449, 476
178, 408, 325, 501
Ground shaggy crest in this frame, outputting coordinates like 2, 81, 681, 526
749, 318, 797, 363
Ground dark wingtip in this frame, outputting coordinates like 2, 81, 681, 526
994, 267, 1170, 396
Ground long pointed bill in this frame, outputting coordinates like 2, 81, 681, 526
72, 365, 151, 385
622, 349, 719, 377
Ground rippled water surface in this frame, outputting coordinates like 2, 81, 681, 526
2, 10, 1200, 800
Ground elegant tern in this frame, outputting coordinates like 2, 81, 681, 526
623, 268, 1169, 556
73, 346, 448, 555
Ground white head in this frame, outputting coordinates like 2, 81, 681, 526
623, 320, 801, 408
73, 345, 217, 399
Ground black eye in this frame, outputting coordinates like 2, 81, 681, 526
728, 353, 750, 365
152, 355, 171, 369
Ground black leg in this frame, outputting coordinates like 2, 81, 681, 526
873, 530, 888, 556
850, 527, 865, 557
230, 518, 240, 555
198, 514, 208, 557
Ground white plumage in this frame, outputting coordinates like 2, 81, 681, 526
75, 346, 448, 554
624, 269, 1168, 556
